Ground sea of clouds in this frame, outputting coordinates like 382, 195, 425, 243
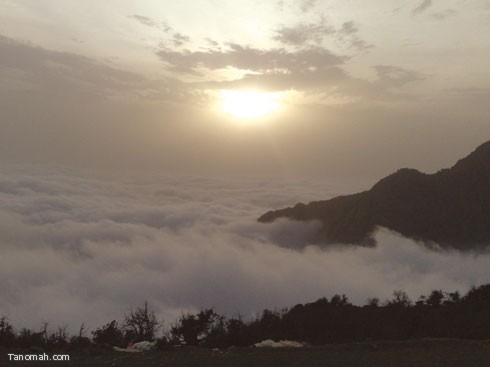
1, 166, 490, 333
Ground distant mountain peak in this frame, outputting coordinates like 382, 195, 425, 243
258, 140, 490, 250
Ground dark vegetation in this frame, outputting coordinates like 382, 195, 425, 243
258, 140, 490, 249
4, 284, 490, 351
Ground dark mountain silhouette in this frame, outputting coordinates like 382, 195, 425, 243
258, 141, 490, 249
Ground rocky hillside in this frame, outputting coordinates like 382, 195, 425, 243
258, 141, 490, 249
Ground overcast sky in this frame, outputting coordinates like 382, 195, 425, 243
1, 0, 490, 178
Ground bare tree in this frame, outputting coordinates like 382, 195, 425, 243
123, 301, 162, 342
386, 290, 412, 308
41, 321, 49, 344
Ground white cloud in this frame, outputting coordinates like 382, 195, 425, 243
412, 0, 433, 16
1, 167, 490, 334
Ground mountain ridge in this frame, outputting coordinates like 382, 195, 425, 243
258, 141, 490, 249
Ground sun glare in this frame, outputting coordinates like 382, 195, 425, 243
219, 90, 281, 119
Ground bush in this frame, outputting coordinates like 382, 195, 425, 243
171, 309, 223, 346
92, 320, 124, 347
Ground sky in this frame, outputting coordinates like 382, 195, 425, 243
1, 0, 490, 178
1, 0, 490, 333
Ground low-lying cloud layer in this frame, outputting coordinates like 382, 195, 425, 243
1, 167, 490, 333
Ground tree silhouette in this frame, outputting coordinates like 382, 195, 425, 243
387, 290, 412, 308
171, 308, 223, 346
92, 320, 124, 346
0, 316, 15, 347
123, 301, 161, 342
426, 290, 444, 307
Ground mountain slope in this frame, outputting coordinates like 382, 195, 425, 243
258, 141, 490, 249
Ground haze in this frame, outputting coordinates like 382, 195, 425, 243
1, 0, 490, 178
1, 0, 490, 331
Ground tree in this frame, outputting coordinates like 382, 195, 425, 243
426, 290, 444, 307
366, 297, 380, 307
123, 302, 161, 342
171, 309, 223, 346
17, 328, 45, 348
46, 326, 69, 348
69, 323, 91, 349
0, 316, 16, 347
330, 294, 350, 307
445, 291, 461, 305
386, 290, 412, 308
464, 285, 490, 308
226, 316, 250, 347
92, 320, 124, 346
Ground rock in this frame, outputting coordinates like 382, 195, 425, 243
254, 339, 304, 348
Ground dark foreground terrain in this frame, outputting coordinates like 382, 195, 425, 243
3, 339, 490, 367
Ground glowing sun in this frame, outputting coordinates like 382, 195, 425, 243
219, 90, 281, 119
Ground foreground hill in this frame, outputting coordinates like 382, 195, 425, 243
4, 340, 490, 367
258, 141, 490, 249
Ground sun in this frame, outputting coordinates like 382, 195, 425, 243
219, 90, 281, 119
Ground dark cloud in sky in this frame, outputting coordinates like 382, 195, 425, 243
193, 61, 422, 101
156, 43, 345, 75
0, 34, 144, 99
373, 65, 425, 88
156, 41, 367, 93
205, 38, 219, 47
0, 34, 195, 110
273, 20, 372, 52
129, 15, 190, 48
0, 33, 204, 105
130, 14, 159, 28
274, 22, 335, 46
348, 38, 374, 51
129, 14, 172, 32
0, 34, 211, 171
196, 63, 347, 92
339, 21, 358, 35
173, 32, 190, 47
431, 9, 457, 20
275, 0, 318, 13
337, 21, 374, 51
412, 0, 433, 16
299, 0, 319, 13
1, 167, 490, 333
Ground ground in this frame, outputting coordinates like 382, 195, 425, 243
3, 339, 490, 367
